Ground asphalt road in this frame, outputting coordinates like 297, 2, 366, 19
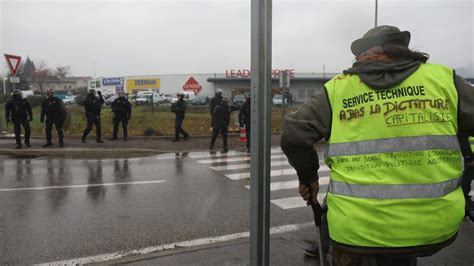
0, 148, 473, 265
0, 148, 319, 264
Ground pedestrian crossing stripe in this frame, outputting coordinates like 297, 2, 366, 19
210, 160, 290, 171
271, 194, 326, 210
244, 177, 330, 191
197, 154, 286, 164
224, 165, 330, 180
189, 148, 283, 159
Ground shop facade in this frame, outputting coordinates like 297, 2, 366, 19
88, 71, 337, 103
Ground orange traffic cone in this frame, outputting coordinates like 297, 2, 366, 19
239, 127, 247, 142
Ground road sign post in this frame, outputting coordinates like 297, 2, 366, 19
279, 70, 290, 124
4, 54, 22, 94
250, 0, 272, 265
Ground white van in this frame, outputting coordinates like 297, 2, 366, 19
135, 91, 163, 105
170, 91, 196, 104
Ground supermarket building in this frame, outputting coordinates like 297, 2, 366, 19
88, 69, 337, 103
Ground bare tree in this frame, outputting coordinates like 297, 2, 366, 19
55, 66, 71, 78
30, 61, 52, 92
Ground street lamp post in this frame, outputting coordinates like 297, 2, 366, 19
250, 0, 272, 265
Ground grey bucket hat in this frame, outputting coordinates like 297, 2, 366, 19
351, 25, 411, 56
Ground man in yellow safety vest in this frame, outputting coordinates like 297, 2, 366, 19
281, 25, 474, 265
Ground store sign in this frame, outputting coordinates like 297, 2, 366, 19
126, 78, 160, 91
183, 77, 202, 94
103, 77, 124, 86
225, 69, 295, 78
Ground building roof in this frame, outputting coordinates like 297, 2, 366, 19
207, 77, 332, 83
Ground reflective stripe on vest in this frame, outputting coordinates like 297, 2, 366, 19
326, 135, 459, 157
329, 177, 461, 199
469, 137, 474, 151
324, 63, 464, 248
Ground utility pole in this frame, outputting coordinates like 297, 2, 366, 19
375, 0, 378, 27
250, 0, 272, 265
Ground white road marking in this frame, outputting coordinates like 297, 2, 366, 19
245, 177, 330, 191
0, 180, 166, 192
225, 168, 297, 180
197, 154, 286, 164
271, 194, 326, 210
38, 222, 313, 265
189, 148, 282, 159
211, 160, 289, 171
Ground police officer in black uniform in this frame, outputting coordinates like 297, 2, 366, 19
41, 89, 67, 147
239, 95, 251, 153
209, 89, 223, 128
171, 92, 189, 142
81, 89, 105, 143
5, 90, 33, 149
110, 91, 132, 141
210, 97, 233, 153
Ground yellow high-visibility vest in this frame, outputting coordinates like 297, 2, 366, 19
324, 63, 464, 248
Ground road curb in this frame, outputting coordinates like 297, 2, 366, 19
0, 148, 170, 158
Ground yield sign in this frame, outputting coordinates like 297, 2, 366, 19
4, 54, 22, 77
183, 77, 202, 94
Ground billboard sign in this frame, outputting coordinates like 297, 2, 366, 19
126, 78, 160, 93
183, 77, 202, 94
103, 77, 124, 86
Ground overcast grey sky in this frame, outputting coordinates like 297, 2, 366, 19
1, 0, 473, 78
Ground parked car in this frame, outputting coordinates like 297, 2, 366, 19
232, 94, 246, 107
170, 91, 196, 104
272, 94, 287, 106
135, 95, 151, 105
63, 95, 78, 105
191, 95, 210, 106
105, 95, 118, 105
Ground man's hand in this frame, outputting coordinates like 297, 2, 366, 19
29, 116, 33, 122
299, 181, 319, 205
97, 91, 102, 95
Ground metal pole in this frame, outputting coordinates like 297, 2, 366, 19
375, 0, 378, 27
250, 0, 272, 265
2, 76, 6, 95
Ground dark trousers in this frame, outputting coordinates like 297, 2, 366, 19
462, 163, 473, 200
210, 126, 228, 148
45, 118, 64, 144
332, 248, 417, 266
112, 115, 128, 138
13, 119, 30, 145
82, 115, 102, 140
174, 116, 189, 140
245, 122, 251, 149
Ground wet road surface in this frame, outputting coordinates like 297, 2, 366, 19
0, 148, 473, 265
0, 148, 320, 264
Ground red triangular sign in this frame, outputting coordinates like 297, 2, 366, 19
4, 54, 22, 77
183, 77, 202, 94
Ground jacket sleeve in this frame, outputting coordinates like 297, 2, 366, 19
25, 100, 33, 118
5, 101, 11, 121
98, 95, 105, 105
456, 74, 474, 136
238, 107, 244, 126
40, 99, 46, 121
127, 101, 132, 118
280, 89, 332, 184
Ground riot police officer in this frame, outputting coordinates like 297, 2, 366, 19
171, 92, 189, 142
239, 95, 251, 153
209, 89, 223, 128
110, 91, 132, 141
210, 97, 231, 152
41, 89, 67, 147
5, 90, 33, 149
81, 89, 105, 143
